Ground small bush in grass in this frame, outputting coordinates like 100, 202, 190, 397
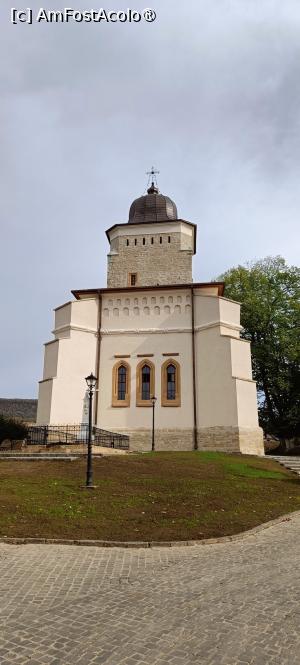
0, 415, 28, 444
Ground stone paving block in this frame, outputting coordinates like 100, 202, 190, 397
0, 516, 300, 664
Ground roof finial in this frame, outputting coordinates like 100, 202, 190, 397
146, 166, 160, 194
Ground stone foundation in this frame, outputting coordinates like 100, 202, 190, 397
196, 426, 264, 456
119, 429, 195, 452
116, 426, 264, 455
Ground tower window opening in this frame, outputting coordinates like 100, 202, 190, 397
143, 237, 146, 245
168, 236, 171, 243
126, 239, 129, 246
160, 236, 162, 244
129, 273, 137, 287
134, 238, 137, 245
151, 237, 154, 244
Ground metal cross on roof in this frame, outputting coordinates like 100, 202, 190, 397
146, 166, 160, 189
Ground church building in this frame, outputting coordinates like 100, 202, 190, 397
37, 176, 264, 455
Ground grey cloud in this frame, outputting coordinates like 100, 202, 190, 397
0, 0, 299, 396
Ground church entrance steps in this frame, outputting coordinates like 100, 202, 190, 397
269, 456, 300, 475
0, 446, 129, 459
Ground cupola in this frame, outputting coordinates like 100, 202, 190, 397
128, 182, 178, 224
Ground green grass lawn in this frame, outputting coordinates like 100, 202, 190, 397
0, 452, 299, 541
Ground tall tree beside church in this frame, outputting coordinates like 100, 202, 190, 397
217, 257, 300, 442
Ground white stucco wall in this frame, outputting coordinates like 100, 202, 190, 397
37, 286, 260, 443
101, 288, 192, 332
195, 329, 238, 427
235, 378, 259, 427
48, 331, 97, 424
194, 321, 259, 431
37, 299, 99, 425
219, 297, 241, 328
37, 380, 53, 424
43, 340, 59, 380
98, 331, 194, 431
230, 338, 253, 380
98, 287, 194, 430
54, 299, 98, 336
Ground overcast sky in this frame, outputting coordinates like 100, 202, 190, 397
1, 0, 300, 398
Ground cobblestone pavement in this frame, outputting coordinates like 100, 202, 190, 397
1, 514, 300, 665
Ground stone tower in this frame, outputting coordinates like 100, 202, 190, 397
106, 182, 196, 288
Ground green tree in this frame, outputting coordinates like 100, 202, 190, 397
217, 257, 300, 443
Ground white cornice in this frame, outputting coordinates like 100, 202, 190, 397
100, 321, 242, 336
233, 376, 256, 384
101, 327, 190, 335
52, 320, 241, 337
197, 321, 243, 332
53, 324, 98, 336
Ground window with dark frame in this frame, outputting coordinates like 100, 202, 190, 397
143, 237, 145, 245
117, 365, 127, 400
141, 365, 151, 400
151, 237, 154, 244
130, 273, 137, 286
168, 236, 171, 243
160, 236, 162, 244
126, 239, 129, 246
167, 364, 176, 400
134, 238, 137, 245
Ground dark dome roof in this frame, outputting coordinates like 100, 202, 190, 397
128, 183, 178, 223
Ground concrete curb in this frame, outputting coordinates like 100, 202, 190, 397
0, 511, 298, 549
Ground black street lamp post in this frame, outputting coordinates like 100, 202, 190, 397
151, 396, 157, 451
85, 373, 97, 488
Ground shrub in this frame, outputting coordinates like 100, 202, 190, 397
0, 415, 28, 444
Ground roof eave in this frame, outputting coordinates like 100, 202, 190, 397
72, 281, 225, 300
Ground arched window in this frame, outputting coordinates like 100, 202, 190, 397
136, 359, 155, 406
142, 365, 151, 400
118, 365, 127, 400
161, 359, 181, 407
112, 361, 130, 407
166, 364, 176, 400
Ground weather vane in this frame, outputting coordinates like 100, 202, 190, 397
146, 166, 160, 189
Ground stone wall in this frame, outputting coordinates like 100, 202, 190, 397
196, 426, 264, 455
121, 427, 264, 455
107, 231, 193, 288
238, 427, 265, 456
122, 429, 195, 452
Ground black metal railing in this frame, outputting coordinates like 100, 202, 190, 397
27, 424, 129, 450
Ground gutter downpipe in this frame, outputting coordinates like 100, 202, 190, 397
191, 286, 198, 450
94, 292, 102, 426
